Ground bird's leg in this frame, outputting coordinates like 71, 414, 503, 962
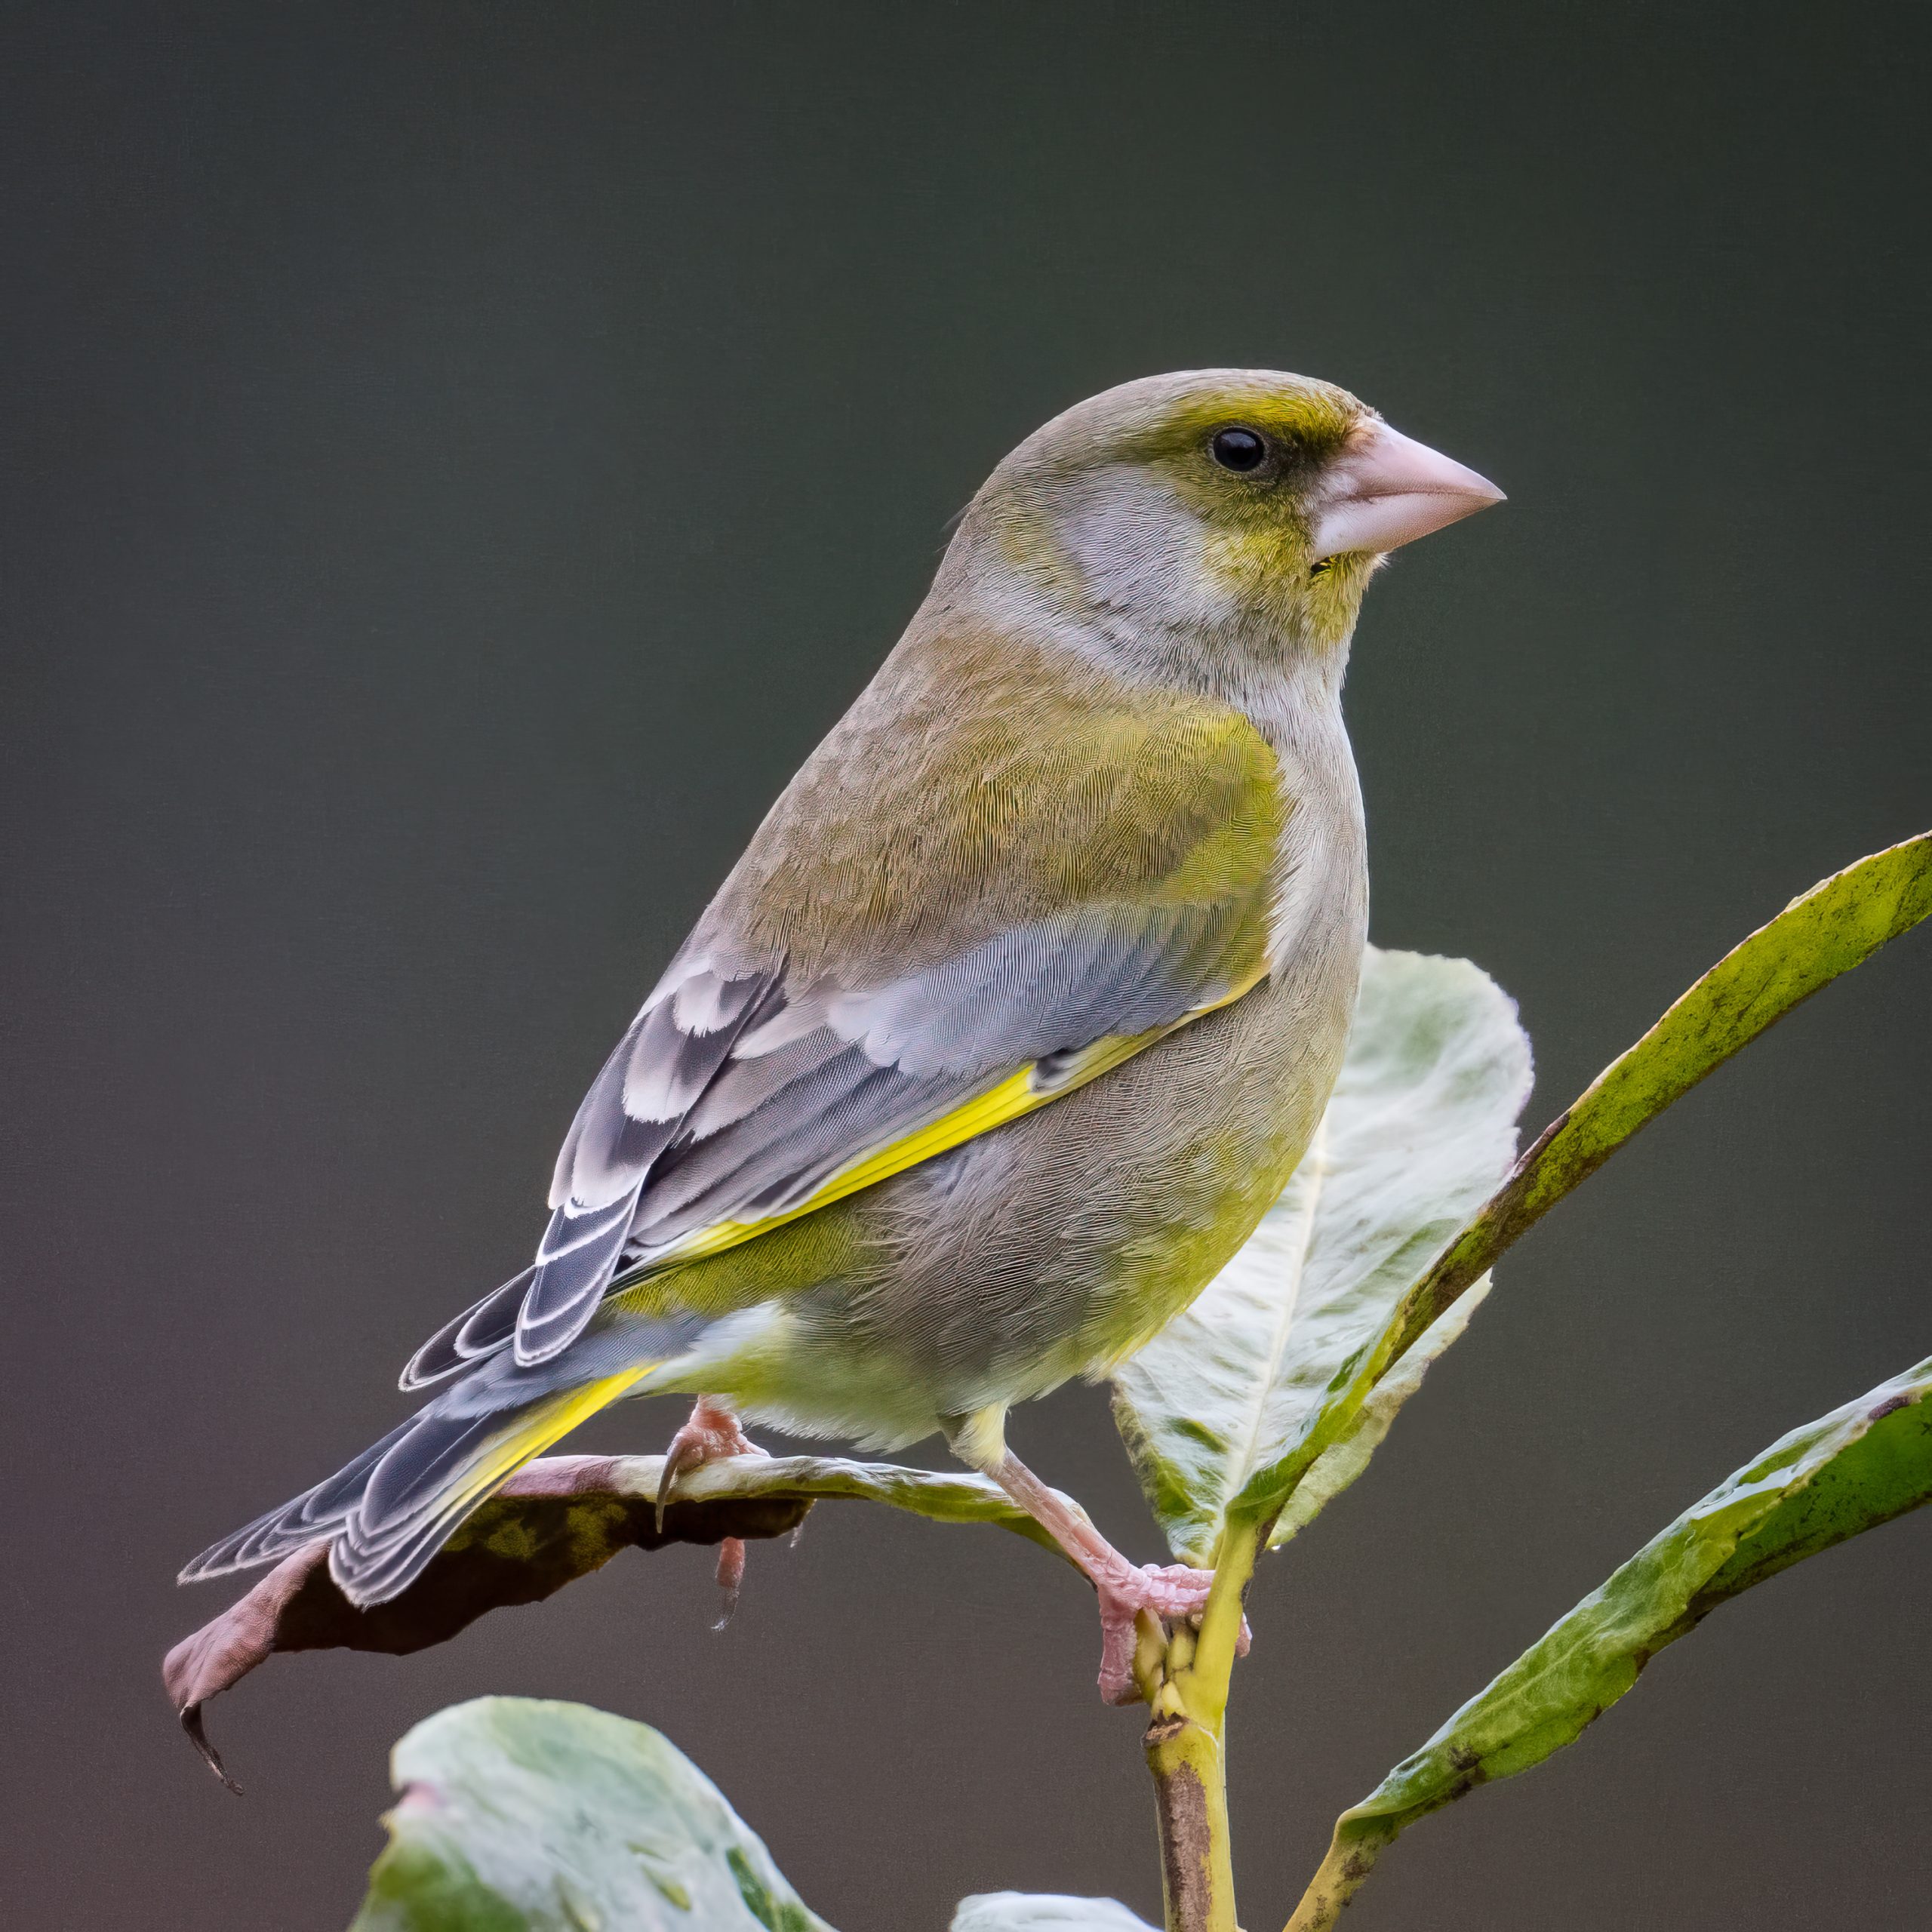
657, 1395, 768, 1627
983, 1447, 1250, 1706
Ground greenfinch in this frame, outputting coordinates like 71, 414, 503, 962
183, 370, 1500, 1699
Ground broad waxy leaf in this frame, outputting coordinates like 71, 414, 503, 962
1380, 831, 1932, 1369
1112, 949, 1532, 1563
349, 1697, 834, 1932
952, 1895, 1158, 1931
1251, 833, 1931, 1583
1287, 1358, 1932, 1932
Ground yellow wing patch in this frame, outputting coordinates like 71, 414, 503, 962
628, 968, 1268, 1279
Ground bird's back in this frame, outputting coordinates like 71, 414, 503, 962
623, 644, 1370, 1448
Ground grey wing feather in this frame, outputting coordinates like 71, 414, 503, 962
511, 968, 780, 1365
400, 1266, 535, 1390
618, 902, 1232, 1261
409, 900, 1246, 1385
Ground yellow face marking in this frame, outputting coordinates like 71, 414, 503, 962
1137, 382, 1361, 467
625, 969, 1268, 1281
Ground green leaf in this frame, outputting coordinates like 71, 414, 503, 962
1286, 1359, 1932, 1932
1263, 835, 1932, 1611
1379, 831, 1932, 1373
349, 1697, 835, 1932
951, 1896, 1157, 1931
1111, 948, 1532, 1563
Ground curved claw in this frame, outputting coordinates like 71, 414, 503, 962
655, 1396, 766, 1533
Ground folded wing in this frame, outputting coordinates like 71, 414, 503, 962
404, 672, 1290, 1386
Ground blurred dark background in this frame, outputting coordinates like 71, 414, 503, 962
5, 5, 1930, 1928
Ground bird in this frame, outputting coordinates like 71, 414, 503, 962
181, 369, 1502, 1700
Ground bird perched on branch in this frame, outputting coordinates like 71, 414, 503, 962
183, 370, 1500, 1700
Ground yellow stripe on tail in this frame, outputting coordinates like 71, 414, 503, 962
458, 1367, 654, 1500
331, 1365, 659, 1606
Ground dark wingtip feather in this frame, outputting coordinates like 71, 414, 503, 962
398, 1266, 535, 1391
328, 1500, 475, 1607
511, 1196, 637, 1366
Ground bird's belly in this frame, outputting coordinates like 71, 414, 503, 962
699, 899, 1364, 1447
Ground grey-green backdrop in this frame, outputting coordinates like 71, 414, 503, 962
5, 5, 1929, 1929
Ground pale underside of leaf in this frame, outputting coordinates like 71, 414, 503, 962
951, 1894, 1159, 1932
1111, 948, 1533, 1564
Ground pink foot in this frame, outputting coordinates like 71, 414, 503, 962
1094, 1563, 1252, 1706
974, 1447, 1252, 1706
657, 1396, 768, 1626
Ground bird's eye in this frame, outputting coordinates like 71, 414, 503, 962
1210, 426, 1269, 473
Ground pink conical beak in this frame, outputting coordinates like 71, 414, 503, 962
1310, 420, 1505, 560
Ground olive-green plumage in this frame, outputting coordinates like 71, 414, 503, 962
184, 369, 1503, 1609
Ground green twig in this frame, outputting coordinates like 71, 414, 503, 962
1137, 1513, 1264, 1932
1281, 1823, 1392, 1932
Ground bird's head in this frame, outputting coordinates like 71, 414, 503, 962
952, 369, 1503, 680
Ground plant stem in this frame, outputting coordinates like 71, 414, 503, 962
1281, 1824, 1389, 1932
1140, 1513, 1264, 1932
1190, 1515, 1260, 1727
1146, 1700, 1236, 1932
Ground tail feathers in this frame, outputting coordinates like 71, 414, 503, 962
180, 1367, 654, 1605
177, 1416, 417, 1584
329, 1371, 646, 1605
513, 1191, 643, 1367
397, 1191, 643, 1390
